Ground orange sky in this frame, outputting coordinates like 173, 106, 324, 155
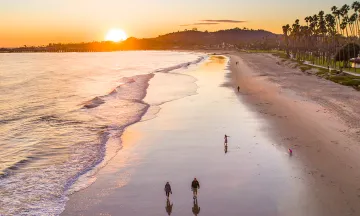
0, 0, 352, 47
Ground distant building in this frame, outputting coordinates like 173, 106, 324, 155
350, 55, 360, 68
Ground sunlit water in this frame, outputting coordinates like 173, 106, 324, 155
0, 51, 204, 215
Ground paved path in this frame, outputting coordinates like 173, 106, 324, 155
303, 61, 360, 77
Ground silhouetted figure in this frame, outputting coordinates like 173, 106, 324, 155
224, 145, 228, 154
192, 198, 201, 216
191, 178, 200, 199
224, 134, 230, 145
165, 182, 172, 199
165, 199, 173, 215
237, 86, 240, 92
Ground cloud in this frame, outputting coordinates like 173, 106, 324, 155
180, 22, 219, 26
180, 19, 246, 26
201, 19, 246, 23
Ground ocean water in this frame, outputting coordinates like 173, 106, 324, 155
0, 51, 204, 215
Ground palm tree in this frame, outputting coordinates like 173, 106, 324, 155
282, 24, 291, 57
352, 1, 360, 71
309, 14, 319, 64
291, 19, 301, 58
332, 6, 340, 32
332, 6, 345, 69
304, 16, 314, 60
340, 4, 351, 67
318, 11, 328, 64
352, 1, 360, 38
326, 14, 337, 67
305, 16, 310, 27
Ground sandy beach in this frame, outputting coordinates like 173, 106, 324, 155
229, 52, 360, 215
61, 53, 360, 216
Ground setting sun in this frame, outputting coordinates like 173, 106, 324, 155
105, 29, 127, 42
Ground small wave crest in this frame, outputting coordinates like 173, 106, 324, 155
63, 73, 155, 198
81, 97, 105, 109
81, 74, 154, 110
36, 115, 83, 125
154, 55, 205, 73
0, 156, 37, 178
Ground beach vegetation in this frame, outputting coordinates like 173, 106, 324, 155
316, 68, 329, 76
281, 1, 360, 73
334, 42, 360, 62
327, 75, 360, 89
299, 65, 312, 72
276, 51, 360, 90
272, 51, 289, 59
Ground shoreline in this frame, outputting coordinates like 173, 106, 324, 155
62, 55, 316, 215
61, 51, 360, 215
229, 52, 360, 214
60, 53, 344, 216
66, 53, 206, 196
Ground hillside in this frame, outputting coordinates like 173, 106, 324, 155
0, 28, 280, 52
157, 28, 278, 44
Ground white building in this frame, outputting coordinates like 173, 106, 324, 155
350, 56, 360, 68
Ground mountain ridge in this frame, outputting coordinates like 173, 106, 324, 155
0, 28, 280, 52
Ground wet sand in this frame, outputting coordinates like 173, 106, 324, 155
61, 54, 357, 216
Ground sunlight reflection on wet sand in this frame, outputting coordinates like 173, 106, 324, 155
62, 55, 318, 216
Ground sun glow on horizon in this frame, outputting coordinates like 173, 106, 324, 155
105, 29, 127, 42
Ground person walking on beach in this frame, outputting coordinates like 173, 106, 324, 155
191, 178, 200, 199
165, 182, 172, 199
237, 86, 240, 92
224, 134, 230, 145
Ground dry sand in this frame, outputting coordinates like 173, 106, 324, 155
229, 52, 360, 215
